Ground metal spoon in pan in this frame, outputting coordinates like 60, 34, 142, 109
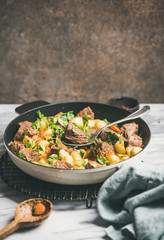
0, 198, 53, 239
63, 105, 150, 147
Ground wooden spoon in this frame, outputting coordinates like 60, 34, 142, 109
0, 198, 53, 239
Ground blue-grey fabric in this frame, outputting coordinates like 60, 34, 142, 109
97, 163, 164, 240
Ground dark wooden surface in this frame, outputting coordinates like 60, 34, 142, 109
0, 0, 163, 104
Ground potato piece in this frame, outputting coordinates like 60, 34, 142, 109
39, 140, 50, 148
115, 140, 126, 154
70, 117, 83, 126
88, 120, 95, 128
71, 151, 83, 166
54, 113, 63, 124
43, 128, 54, 136
106, 154, 120, 165
59, 149, 69, 160
94, 120, 107, 130
117, 154, 129, 161
130, 147, 142, 156
126, 146, 134, 156
63, 155, 74, 165
40, 119, 48, 130
23, 136, 35, 147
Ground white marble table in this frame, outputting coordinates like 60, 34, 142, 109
0, 104, 163, 240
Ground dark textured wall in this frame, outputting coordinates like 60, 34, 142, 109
0, 0, 163, 104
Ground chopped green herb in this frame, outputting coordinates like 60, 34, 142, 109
107, 130, 118, 140
36, 110, 44, 120
23, 129, 28, 137
83, 114, 90, 127
76, 164, 81, 167
47, 154, 58, 162
35, 145, 44, 155
82, 159, 88, 167
119, 137, 123, 144
73, 123, 85, 132
97, 155, 108, 165
58, 116, 69, 128
16, 150, 26, 160
103, 119, 110, 124
77, 150, 84, 158
24, 140, 33, 148
86, 134, 92, 138
56, 137, 63, 148
31, 119, 41, 129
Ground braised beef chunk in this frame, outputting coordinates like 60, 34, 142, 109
9, 141, 40, 162
8, 142, 25, 153
14, 121, 37, 141
120, 122, 138, 138
120, 122, 142, 147
65, 123, 88, 144
51, 143, 67, 154
128, 134, 142, 147
53, 160, 74, 169
77, 106, 94, 120
19, 149, 39, 162
100, 128, 120, 143
96, 140, 115, 157
86, 160, 102, 169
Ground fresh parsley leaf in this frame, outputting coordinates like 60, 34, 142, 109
77, 150, 84, 158
97, 155, 108, 165
36, 110, 44, 120
31, 119, 41, 129
57, 116, 69, 128
103, 119, 109, 124
73, 123, 85, 132
107, 130, 118, 140
82, 159, 88, 167
24, 140, 33, 148
66, 111, 74, 120
86, 134, 92, 138
56, 137, 63, 148
16, 150, 26, 160
47, 154, 58, 162
35, 145, 44, 155
119, 137, 123, 144
83, 114, 90, 126
23, 129, 28, 137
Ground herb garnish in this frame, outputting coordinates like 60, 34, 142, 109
97, 155, 108, 165
16, 150, 26, 160
36, 110, 44, 120
107, 130, 118, 140
31, 119, 41, 129
83, 114, 90, 127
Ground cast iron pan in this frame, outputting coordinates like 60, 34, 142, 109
4, 101, 151, 185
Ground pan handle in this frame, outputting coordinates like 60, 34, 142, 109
15, 100, 50, 115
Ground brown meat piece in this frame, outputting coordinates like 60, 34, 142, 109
8, 141, 25, 153
100, 128, 119, 142
86, 160, 102, 169
65, 123, 88, 144
53, 160, 74, 169
120, 122, 142, 147
51, 143, 67, 154
19, 148, 39, 162
128, 134, 142, 147
77, 106, 94, 120
120, 122, 138, 138
96, 140, 115, 157
14, 121, 37, 141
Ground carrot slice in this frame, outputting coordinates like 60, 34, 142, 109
33, 203, 46, 215
110, 125, 121, 134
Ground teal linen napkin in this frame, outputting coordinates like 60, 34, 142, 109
97, 163, 164, 240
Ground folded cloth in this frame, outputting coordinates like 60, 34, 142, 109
97, 162, 164, 240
